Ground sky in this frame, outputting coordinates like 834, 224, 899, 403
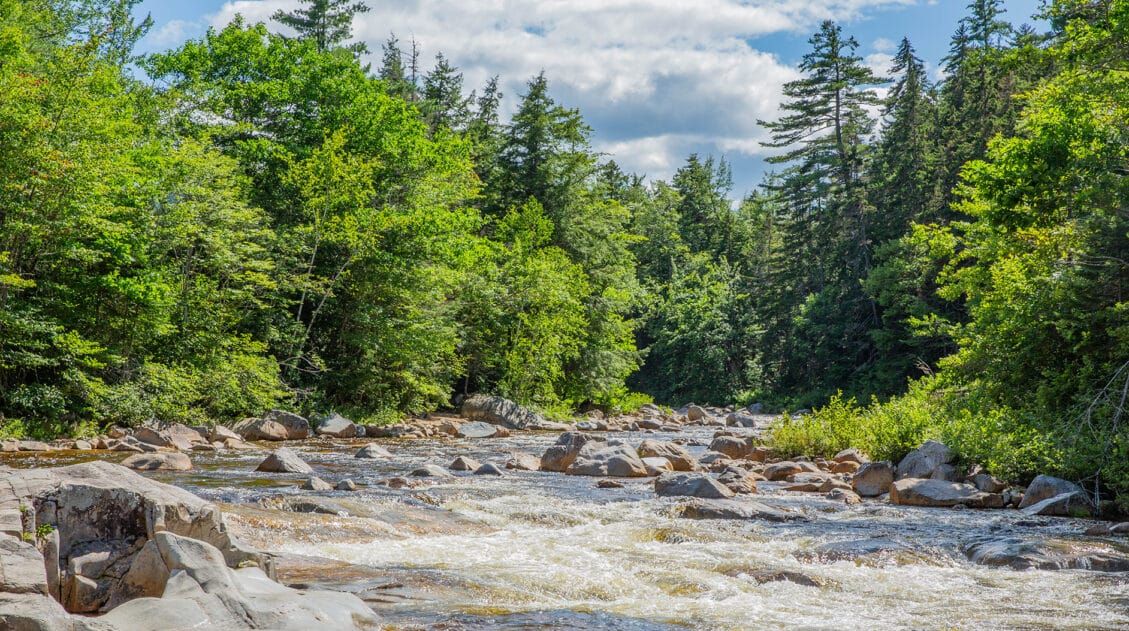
134, 0, 1045, 196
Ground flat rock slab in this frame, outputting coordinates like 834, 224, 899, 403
0, 534, 49, 595
121, 452, 193, 472
890, 478, 1003, 508
677, 499, 802, 523
455, 422, 498, 439
964, 537, 1129, 571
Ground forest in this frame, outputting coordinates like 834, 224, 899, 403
0, 0, 1126, 505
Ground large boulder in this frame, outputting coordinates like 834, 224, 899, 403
725, 413, 757, 428
540, 432, 605, 472
686, 405, 708, 422
455, 421, 498, 439
889, 478, 1004, 508
654, 472, 734, 499
234, 411, 309, 442
314, 413, 356, 439
677, 499, 801, 522
0, 461, 290, 626
851, 461, 895, 497
1021, 492, 1093, 518
763, 462, 804, 482
134, 424, 202, 451
637, 440, 697, 472
95, 533, 379, 630
1018, 475, 1089, 509
895, 440, 955, 480
565, 441, 648, 478
460, 395, 546, 430
121, 453, 193, 472
964, 537, 1129, 572
707, 435, 755, 460
505, 452, 542, 471
254, 449, 313, 474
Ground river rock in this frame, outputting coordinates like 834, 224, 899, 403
0, 534, 49, 595
1021, 492, 1093, 517
355, 443, 393, 459
686, 405, 707, 422
764, 461, 804, 481
896, 440, 954, 480
726, 413, 757, 428
642, 457, 674, 476
654, 472, 734, 499
449, 456, 481, 471
456, 421, 498, 439
505, 452, 541, 471
1018, 475, 1089, 509
597, 480, 624, 489
335, 479, 357, 491
300, 476, 333, 491
255, 448, 313, 474
797, 538, 910, 563
964, 537, 1129, 572
134, 425, 200, 451
473, 463, 505, 476
209, 425, 240, 443
314, 413, 357, 438
889, 478, 1004, 508
707, 435, 754, 460
677, 499, 800, 522
637, 440, 697, 471
541, 432, 605, 472
460, 394, 546, 430
410, 464, 454, 478
852, 461, 895, 497
834, 448, 869, 464
717, 467, 758, 494
234, 411, 309, 441
826, 488, 862, 505
784, 472, 831, 492
968, 473, 1008, 493
566, 441, 648, 477
121, 452, 193, 472
18, 441, 50, 451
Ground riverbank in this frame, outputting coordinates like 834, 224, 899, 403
3, 399, 1129, 629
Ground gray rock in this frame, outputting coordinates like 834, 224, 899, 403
449, 456, 481, 471
764, 461, 803, 481
261, 410, 310, 440
725, 413, 757, 428
797, 538, 910, 563
707, 435, 755, 460
637, 440, 697, 471
654, 472, 735, 499
0, 534, 48, 595
686, 405, 707, 422
889, 478, 1004, 508
1018, 475, 1088, 509
641, 456, 674, 476
255, 448, 313, 474
833, 448, 869, 464
504, 452, 541, 471
460, 394, 546, 430
540, 432, 605, 472
354, 443, 393, 459
455, 421, 498, 439
18, 441, 50, 452
895, 440, 954, 480
851, 461, 895, 497
473, 463, 505, 476
1021, 492, 1093, 518
208, 425, 240, 443
410, 465, 454, 478
120, 453, 193, 472
677, 499, 800, 522
335, 479, 357, 491
231, 418, 289, 442
964, 537, 1129, 572
968, 473, 1008, 493
716, 467, 758, 495
565, 442, 648, 478
300, 476, 333, 491
314, 413, 356, 438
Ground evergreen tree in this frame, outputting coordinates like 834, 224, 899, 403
272, 0, 370, 53
421, 53, 471, 133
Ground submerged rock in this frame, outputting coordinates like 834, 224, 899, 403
964, 537, 1129, 572
473, 463, 505, 476
354, 443, 393, 459
796, 538, 910, 563
410, 464, 455, 479
677, 499, 801, 522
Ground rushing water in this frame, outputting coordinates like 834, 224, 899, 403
8, 428, 1129, 629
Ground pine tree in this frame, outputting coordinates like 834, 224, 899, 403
421, 53, 470, 132
272, 0, 370, 53
379, 35, 415, 100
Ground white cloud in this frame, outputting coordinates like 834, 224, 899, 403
872, 36, 896, 52
206, 0, 918, 186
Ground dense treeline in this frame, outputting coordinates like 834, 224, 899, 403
1, 0, 1125, 505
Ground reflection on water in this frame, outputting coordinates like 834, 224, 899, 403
7, 429, 1129, 630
